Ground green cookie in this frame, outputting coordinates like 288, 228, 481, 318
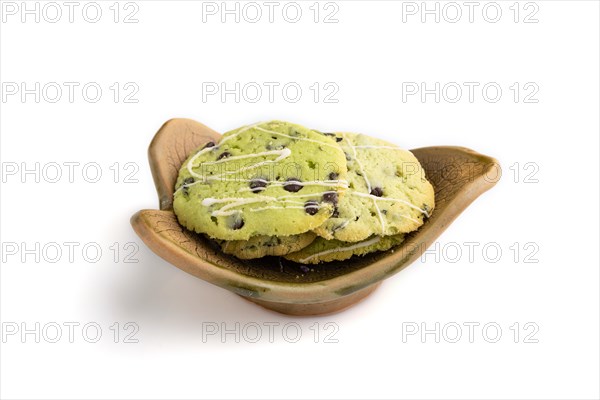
217, 232, 316, 260
173, 121, 349, 240
312, 132, 435, 242
284, 234, 405, 264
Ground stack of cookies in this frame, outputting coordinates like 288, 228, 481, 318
173, 121, 434, 264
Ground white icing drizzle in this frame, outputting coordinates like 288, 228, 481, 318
176, 148, 293, 194
344, 133, 387, 234
207, 148, 293, 180
278, 191, 336, 201
177, 121, 347, 206
249, 205, 307, 213
202, 149, 291, 166
333, 220, 350, 232
176, 122, 430, 227
202, 196, 276, 216
323, 135, 429, 236
173, 179, 201, 195
186, 121, 262, 179
200, 196, 273, 207
350, 191, 429, 217
254, 126, 346, 155
207, 177, 269, 183
298, 236, 382, 264
201, 191, 335, 217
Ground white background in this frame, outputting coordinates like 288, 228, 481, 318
1, 1, 599, 399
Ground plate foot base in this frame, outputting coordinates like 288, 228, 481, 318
239, 283, 382, 316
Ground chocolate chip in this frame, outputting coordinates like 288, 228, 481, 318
249, 178, 267, 193
335, 137, 343, 142
328, 172, 339, 181
229, 216, 245, 230
217, 151, 231, 160
181, 177, 194, 196
332, 207, 340, 218
203, 141, 215, 149
284, 178, 303, 192
322, 192, 338, 204
322, 132, 335, 137
304, 200, 319, 215
370, 187, 383, 197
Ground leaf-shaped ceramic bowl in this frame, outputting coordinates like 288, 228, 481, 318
131, 119, 500, 315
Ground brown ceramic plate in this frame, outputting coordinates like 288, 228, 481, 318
131, 119, 500, 315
